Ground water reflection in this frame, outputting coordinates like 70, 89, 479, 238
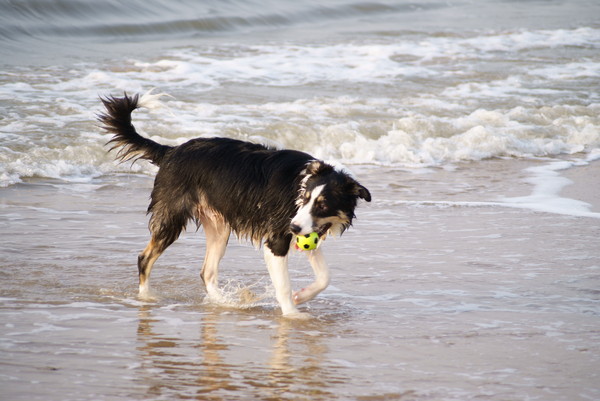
136, 305, 346, 400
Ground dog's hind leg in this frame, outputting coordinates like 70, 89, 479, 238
199, 210, 230, 302
138, 206, 186, 298
138, 238, 163, 297
293, 248, 330, 305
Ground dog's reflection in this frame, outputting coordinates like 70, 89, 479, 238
136, 305, 340, 400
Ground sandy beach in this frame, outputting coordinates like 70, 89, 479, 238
560, 159, 600, 213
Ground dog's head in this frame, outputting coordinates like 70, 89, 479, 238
290, 161, 371, 238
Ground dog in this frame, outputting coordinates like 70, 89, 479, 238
99, 92, 371, 317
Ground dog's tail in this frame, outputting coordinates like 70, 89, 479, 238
99, 91, 172, 166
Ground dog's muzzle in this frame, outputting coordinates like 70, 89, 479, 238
290, 222, 332, 238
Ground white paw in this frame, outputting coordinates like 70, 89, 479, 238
205, 287, 228, 305
293, 288, 313, 305
138, 286, 156, 302
283, 311, 312, 320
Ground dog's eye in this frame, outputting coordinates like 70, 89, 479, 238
314, 200, 328, 212
303, 192, 311, 204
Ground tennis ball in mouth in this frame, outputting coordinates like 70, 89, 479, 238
295, 232, 319, 251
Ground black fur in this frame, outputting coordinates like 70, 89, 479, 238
99, 94, 171, 165
148, 137, 314, 255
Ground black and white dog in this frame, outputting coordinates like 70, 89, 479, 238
99, 92, 370, 317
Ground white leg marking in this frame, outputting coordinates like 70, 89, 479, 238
138, 283, 150, 300
293, 248, 330, 305
264, 245, 303, 316
139, 282, 149, 294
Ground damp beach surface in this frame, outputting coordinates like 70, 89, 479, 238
1, 0, 600, 399
2, 160, 599, 401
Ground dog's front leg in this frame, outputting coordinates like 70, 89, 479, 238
293, 248, 330, 305
264, 245, 306, 317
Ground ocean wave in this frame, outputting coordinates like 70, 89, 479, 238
49, 26, 593, 103
1, 21, 598, 186
1, 97, 598, 187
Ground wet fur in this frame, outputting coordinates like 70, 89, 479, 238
99, 93, 370, 316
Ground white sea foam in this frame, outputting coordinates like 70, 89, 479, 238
0, 27, 598, 186
1, 99, 598, 186
127, 28, 600, 88
499, 160, 600, 218
530, 61, 600, 80
390, 155, 600, 219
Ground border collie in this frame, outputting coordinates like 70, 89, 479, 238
99, 92, 371, 317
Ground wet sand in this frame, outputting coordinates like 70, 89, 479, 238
560, 159, 600, 213
1, 158, 599, 401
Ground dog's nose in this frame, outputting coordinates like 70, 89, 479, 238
290, 224, 302, 235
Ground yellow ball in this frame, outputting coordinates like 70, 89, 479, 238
296, 232, 319, 251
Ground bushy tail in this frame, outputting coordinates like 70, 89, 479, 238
99, 92, 171, 166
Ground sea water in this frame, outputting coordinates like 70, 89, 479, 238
1, 1, 599, 400
1, 1, 599, 186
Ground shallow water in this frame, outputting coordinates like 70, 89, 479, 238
1, 0, 600, 399
2, 162, 600, 401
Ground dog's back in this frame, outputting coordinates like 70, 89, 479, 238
150, 136, 314, 244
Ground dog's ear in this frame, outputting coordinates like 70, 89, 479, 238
354, 183, 371, 202
346, 177, 371, 202
306, 160, 334, 176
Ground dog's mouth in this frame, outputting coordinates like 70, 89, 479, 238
317, 223, 332, 238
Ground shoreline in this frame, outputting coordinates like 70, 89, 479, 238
560, 158, 600, 213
